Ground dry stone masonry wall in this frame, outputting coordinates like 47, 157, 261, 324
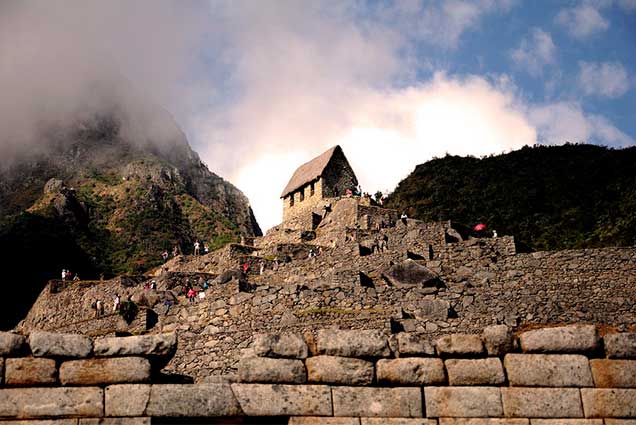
1, 324, 636, 423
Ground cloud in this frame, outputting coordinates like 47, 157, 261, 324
578, 61, 631, 98
0, 1, 208, 161
528, 101, 634, 147
556, 4, 609, 39
510, 28, 556, 76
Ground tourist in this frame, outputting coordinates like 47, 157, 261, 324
150, 280, 156, 290
172, 245, 179, 257
493, 230, 498, 238
242, 262, 249, 276
400, 212, 408, 225
259, 260, 265, 275
187, 288, 197, 303
72, 274, 80, 282
162, 251, 169, 262
113, 294, 121, 312
240, 235, 246, 245
193, 240, 200, 256
204, 243, 209, 254
61, 269, 66, 281
95, 300, 103, 318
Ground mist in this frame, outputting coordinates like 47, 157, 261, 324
0, 1, 206, 162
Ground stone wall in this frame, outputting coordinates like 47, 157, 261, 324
1, 325, 635, 423
282, 178, 325, 226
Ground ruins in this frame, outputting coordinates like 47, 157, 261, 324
5, 146, 636, 421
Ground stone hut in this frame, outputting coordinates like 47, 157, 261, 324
281, 145, 358, 223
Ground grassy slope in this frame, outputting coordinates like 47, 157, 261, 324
386, 144, 636, 251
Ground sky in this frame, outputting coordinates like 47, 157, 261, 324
0, 1, 635, 231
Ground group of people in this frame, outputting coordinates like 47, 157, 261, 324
162, 240, 211, 262
91, 293, 121, 318
61, 269, 80, 282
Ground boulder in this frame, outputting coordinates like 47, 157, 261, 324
482, 325, 513, 356
253, 333, 308, 359
93, 333, 177, 369
382, 260, 439, 287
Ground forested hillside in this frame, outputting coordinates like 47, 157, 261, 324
386, 144, 636, 251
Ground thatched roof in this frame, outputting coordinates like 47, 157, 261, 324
281, 146, 340, 198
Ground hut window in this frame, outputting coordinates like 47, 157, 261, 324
310, 182, 315, 196
300, 190, 305, 202
290, 195, 294, 207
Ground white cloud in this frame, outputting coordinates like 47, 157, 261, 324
528, 101, 634, 147
510, 28, 556, 76
556, 4, 609, 39
578, 61, 631, 98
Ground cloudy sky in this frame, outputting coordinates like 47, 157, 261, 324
1, 1, 635, 231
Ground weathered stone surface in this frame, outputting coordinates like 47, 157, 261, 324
0, 387, 102, 418
79, 419, 151, 425
439, 420, 528, 425
29, 332, 92, 358
232, 384, 331, 416
376, 358, 445, 385
435, 334, 484, 356
482, 325, 514, 356
581, 388, 636, 418
413, 299, 450, 320
0, 420, 79, 425
501, 388, 583, 418
446, 358, 505, 385
253, 332, 309, 359
317, 329, 390, 357
105, 384, 151, 417
289, 418, 360, 425
425, 387, 503, 418
396, 333, 435, 357
504, 354, 593, 387
519, 325, 599, 353
5, 358, 57, 386
306, 356, 373, 385
333, 387, 422, 417
147, 384, 242, 417
382, 259, 439, 287
60, 357, 150, 385
93, 333, 176, 358
363, 419, 438, 425
590, 359, 636, 388
530, 421, 602, 425
605, 421, 636, 425
0, 332, 26, 356
604, 333, 636, 359
238, 356, 306, 383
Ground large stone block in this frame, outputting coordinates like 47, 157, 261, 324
590, 359, 636, 388
413, 299, 450, 320
530, 421, 602, 425
435, 334, 484, 356
0, 387, 103, 418
29, 332, 92, 358
439, 420, 528, 425
605, 421, 636, 425
289, 418, 360, 425
93, 333, 176, 359
79, 419, 151, 425
232, 384, 331, 416
604, 333, 636, 359
253, 332, 308, 359
317, 329, 390, 357
501, 388, 583, 418
518, 325, 599, 353
482, 325, 514, 356
0, 332, 26, 356
581, 388, 636, 418
446, 358, 505, 385
504, 354, 593, 387
382, 259, 439, 287
376, 358, 445, 385
0, 420, 79, 425
363, 419, 438, 425
333, 387, 422, 418
146, 384, 242, 417
306, 356, 373, 385
425, 387, 503, 418
60, 357, 150, 385
5, 358, 57, 386
105, 384, 151, 417
238, 356, 306, 383
396, 333, 435, 357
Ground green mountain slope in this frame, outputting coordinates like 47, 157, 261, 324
386, 144, 636, 251
0, 114, 261, 329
